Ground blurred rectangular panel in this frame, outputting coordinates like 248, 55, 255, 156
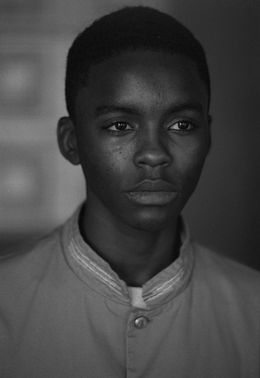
0, 142, 56, 233
0, 52, 43, 115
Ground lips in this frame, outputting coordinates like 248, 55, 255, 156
129, 179, 176, 192
125, 180, 179, 205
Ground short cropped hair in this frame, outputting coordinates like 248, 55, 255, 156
65, 6, 211, 120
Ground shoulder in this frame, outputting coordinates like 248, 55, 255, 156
192, 242, 260, 307
0, 227, 63, 295
193, 242, 260, 283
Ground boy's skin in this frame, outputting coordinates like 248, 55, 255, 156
58, 50, 211, 286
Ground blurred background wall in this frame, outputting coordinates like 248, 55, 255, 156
0, 0, 259, 269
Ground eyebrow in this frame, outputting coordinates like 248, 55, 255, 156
165, 102, 204, 115
94, 102, 204, 117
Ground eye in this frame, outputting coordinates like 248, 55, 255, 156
168, 120, 196, 132
106, 121, 132, 132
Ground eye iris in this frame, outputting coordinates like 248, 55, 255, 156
115, 122, 127, 130
178, 121, 189, 130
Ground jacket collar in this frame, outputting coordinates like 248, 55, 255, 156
62, 205, 194, 309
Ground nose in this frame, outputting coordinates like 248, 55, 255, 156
134, 128, 172, 169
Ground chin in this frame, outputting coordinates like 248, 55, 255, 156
129, 208, 178, 233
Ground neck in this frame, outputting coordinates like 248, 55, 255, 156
80, 201, 180, 287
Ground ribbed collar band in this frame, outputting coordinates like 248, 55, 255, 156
62, 206, 194, 309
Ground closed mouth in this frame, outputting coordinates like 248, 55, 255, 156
125, 191, 178, 205
128, 179, 176, 192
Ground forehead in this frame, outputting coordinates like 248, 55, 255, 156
75, 50, 208, 117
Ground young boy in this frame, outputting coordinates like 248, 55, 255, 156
0, 6, 259, 378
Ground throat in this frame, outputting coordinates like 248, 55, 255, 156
115, 235, 180, 287
79, 203, 180, 286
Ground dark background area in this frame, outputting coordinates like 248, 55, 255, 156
0, 0, 259, 270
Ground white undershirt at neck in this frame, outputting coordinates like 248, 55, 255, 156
128, 287, 147, 309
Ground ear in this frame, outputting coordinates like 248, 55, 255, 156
57, 116, 80, 165
207, 114, 212, 154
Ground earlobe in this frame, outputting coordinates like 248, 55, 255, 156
57, 116, 80, 165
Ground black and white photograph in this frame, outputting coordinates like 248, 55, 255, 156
0, 1, 259, 377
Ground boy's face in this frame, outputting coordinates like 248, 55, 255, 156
64, 50, 210, 231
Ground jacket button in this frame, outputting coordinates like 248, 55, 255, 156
134, 316, 149, 329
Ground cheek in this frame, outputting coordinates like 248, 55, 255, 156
175, 142, 208, 185
80, 143, 130, 190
